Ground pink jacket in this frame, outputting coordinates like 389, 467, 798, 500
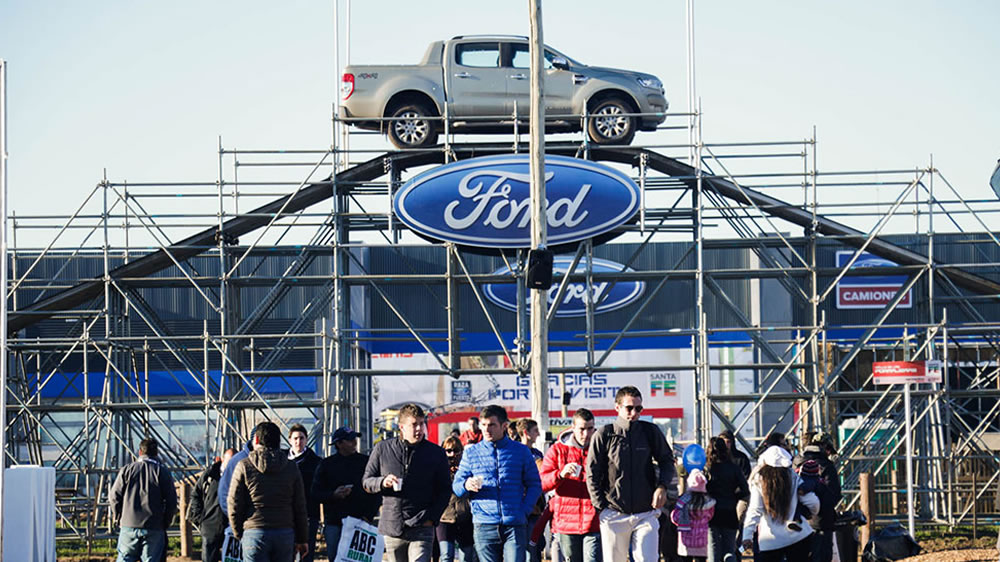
670, 496, 716, 557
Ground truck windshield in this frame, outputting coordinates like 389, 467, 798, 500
509, 44, 583, 69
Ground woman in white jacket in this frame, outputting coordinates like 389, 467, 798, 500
740, 446, 819, 561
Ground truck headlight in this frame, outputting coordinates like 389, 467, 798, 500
637, 77, 662, 90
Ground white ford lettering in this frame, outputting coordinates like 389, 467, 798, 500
444, 170, 589, 231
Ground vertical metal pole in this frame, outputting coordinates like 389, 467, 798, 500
528, 0, 549, 441
685, 0, 696, 162
0, 58, 8, 558
904, 381, 915, 537
333, 0, 341, 172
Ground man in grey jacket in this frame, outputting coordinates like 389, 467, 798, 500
228, 421, 309, 562
586, 386, 676, 562
110, 438, 177, 562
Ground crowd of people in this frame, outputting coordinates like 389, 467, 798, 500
107, 385, 842, 562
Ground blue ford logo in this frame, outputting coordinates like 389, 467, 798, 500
393, 154, 640, 248
484, 257, 645, 317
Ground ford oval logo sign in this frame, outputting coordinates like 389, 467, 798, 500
393, 154, 640, 248
484, 257, 645, 317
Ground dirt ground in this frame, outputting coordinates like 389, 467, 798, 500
901, 550, 999, 562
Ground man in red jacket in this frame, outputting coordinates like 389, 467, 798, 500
539, 408, 600, 562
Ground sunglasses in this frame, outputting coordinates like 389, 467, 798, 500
622, 405, 643, 413
444, 448, 459, 454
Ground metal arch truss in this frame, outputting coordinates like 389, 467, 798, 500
5, 132, 1000, 546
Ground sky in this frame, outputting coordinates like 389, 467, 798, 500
2, 1, 998, 248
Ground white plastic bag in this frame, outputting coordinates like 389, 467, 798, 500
221, 528, 243, 562
333, 516, 384, 562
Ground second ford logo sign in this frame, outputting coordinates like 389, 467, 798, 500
393, 154, 640, 248
484, 257, 646, 317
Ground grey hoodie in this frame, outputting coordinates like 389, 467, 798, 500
227, 446, 308, 542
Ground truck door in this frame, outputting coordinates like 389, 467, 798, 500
507, 43, 575, 122
446, 41, 507, 120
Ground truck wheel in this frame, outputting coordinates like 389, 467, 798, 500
387, 103, 438, 149
587, 96, 635, 145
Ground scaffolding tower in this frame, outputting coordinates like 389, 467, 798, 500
4, 105, 1000, 548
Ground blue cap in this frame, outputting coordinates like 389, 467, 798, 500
332, 426, 360, 442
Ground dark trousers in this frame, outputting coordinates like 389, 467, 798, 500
200, 527, 225, 562
756, 535, 812, 562
811, 528, 834, 562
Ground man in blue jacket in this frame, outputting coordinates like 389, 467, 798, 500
454, 405, 542, 562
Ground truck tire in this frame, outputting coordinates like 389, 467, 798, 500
387, 103, 438, 149
586, 96, 635, 145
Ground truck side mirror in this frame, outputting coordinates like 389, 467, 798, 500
551, 56, 570, 70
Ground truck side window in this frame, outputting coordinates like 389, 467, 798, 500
456, 42, 501, 68
510, 44, 555, 70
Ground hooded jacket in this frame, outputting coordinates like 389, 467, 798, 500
742, 446, 819, 552
453, 436, 542, 526
227, 446, 308, 542
586, 417, 676, 515
539, 429, 598, 535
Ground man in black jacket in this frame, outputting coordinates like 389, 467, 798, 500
187, 449, 235, 562
794, 432, 842, 562
312, 426, 382, 559
586, 386, 676, 562
110, 438, 177, 562
363, 403, 451, 562
288, 423, 322, 562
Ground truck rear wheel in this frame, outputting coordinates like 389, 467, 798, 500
387, 103, 438, 149
587, 96, 636, 145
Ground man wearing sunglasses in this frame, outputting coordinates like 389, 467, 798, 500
586, 386, 676, 562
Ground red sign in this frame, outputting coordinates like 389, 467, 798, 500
837, 285, 912, 309
872, 360, 942, 385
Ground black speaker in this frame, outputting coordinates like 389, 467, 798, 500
526, 249, 554, 290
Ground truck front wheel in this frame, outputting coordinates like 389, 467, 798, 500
387, 103, 438, 149
587, 96, 636, 145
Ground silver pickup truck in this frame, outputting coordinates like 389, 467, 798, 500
340, 35, 668, 149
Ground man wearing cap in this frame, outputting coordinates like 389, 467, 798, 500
313, 426, 382, 559
793, 432, 842, 562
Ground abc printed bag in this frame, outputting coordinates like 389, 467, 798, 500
221, 528, 243, 562
334, 516, 384, 562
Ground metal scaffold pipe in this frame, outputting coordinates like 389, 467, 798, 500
528, 0, 549, 441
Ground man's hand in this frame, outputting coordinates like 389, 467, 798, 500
741, 539, 752, 552
334, 484, 352, 499
464, 475, 483, 492
652, 486, 668, 509
295, 543, 309, 557
559, 463, 578, 478
382, 474, 400, 489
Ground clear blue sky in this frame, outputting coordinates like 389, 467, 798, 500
2, 1, 998, 246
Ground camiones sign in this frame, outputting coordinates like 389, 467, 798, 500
484, 256, 645, 317
393, 154, 640, 248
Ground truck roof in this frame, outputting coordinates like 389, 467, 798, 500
450, 34, 529, 41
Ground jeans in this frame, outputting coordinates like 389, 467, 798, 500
597, 508, 660, 562
559, 532, 601, 562
384, 526, 434, 562
440, 539, 478, 562
811, 528, 834, 562
473, 523, 527, 562
707, 527, 738, 562
241, 528, 295, 562
325, 524, 343, 560
200, 527, 225, 562
116, 527, 166, 562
